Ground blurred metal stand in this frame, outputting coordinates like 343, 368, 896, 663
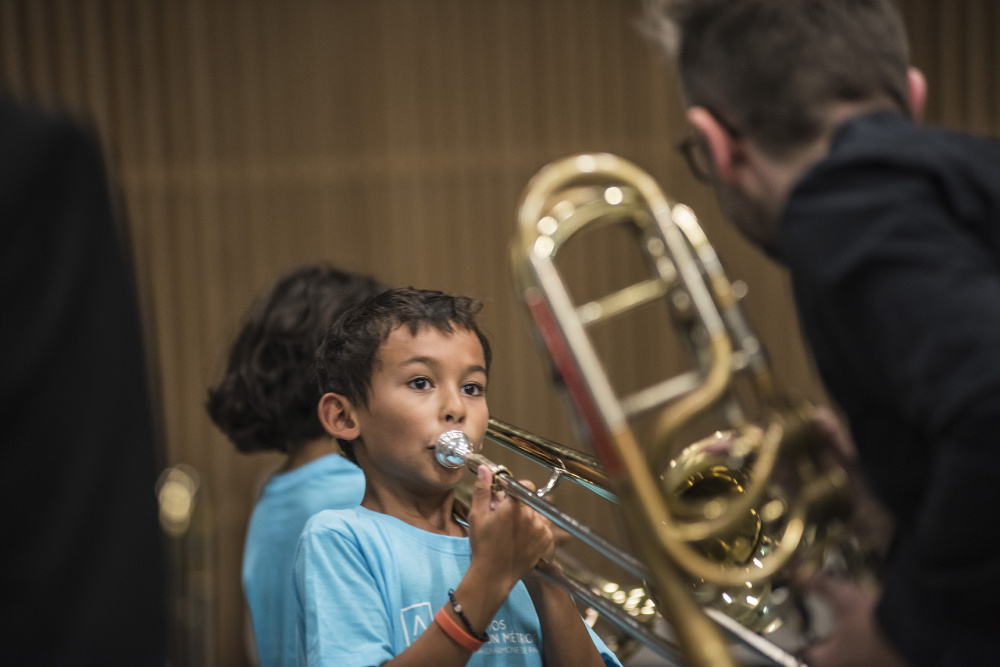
158, 465, 214, 667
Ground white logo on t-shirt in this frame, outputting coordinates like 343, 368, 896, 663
400, 602, 433, 646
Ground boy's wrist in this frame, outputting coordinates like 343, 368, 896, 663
464, 556, 520, 599
454, 565, 512, 632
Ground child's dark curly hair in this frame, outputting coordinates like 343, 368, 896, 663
206, 264, 385, 454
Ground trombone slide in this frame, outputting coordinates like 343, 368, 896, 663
436, 430, 807, 667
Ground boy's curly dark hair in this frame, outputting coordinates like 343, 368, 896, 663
315, 287, 492, 463
206, 264, 385, 454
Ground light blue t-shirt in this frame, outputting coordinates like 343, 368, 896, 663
243, 453, 366, 667
294, 505, 623, 667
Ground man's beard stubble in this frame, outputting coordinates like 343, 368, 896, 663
712, 177, 784, 262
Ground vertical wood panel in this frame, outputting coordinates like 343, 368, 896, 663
0, 1, 26, 90
79, 2, 112, 149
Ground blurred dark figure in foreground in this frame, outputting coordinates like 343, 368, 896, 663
0, 93, 167, 665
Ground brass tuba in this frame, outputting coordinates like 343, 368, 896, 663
505, 153, 855, 666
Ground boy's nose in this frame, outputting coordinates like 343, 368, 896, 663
441, 388, 466, 424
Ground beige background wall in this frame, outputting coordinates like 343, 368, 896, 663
2, 1, 996, 664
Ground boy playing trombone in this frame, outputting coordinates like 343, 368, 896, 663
294, 287, 621, 666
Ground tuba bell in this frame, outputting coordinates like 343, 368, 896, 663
504, 153, 857, 666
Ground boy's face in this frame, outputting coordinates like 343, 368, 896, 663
353, 324, 489, 496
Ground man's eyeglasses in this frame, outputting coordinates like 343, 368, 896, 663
676, 132, 713, 183
675, 109, 742, 184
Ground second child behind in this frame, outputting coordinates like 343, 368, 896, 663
206, 264, 385, 666
295, 287, 622, 666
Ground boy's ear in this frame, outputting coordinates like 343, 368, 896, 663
686, 106, 744, 183
318, 393, 360, 441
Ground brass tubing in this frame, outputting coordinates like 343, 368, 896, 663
447, 440, 804, 667
509, 153, 852, 667
457, 450, 648, 581
485, 417, 616, 502
533, 560, 686, 665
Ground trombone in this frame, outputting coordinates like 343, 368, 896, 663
460, 153, 854, 666
438, 426, 808, 666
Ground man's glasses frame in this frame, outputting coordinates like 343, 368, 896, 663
675, 108, 742, 183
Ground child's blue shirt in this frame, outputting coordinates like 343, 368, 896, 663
243, 453, 365, 666
294, 505, 623, 667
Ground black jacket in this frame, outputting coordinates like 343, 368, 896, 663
781, 111, 1000, 667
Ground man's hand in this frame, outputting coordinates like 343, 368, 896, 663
811, 406, 896, 563
799, 575, 910, 667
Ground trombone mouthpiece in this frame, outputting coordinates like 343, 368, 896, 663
436, 430, 472, 469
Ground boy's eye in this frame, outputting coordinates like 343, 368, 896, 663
462, 382, 485, 397
408, 378, 431, 390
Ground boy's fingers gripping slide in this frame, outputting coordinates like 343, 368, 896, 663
471, 464, 492, 509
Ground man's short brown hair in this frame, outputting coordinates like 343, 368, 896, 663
646, 0, 912, 154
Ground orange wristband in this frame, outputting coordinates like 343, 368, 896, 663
434, 606, 485, 652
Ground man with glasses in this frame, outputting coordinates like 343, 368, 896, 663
646, 1, 999, 666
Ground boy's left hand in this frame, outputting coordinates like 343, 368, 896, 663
510, 478, 557, 563
467, 464, 555, 592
